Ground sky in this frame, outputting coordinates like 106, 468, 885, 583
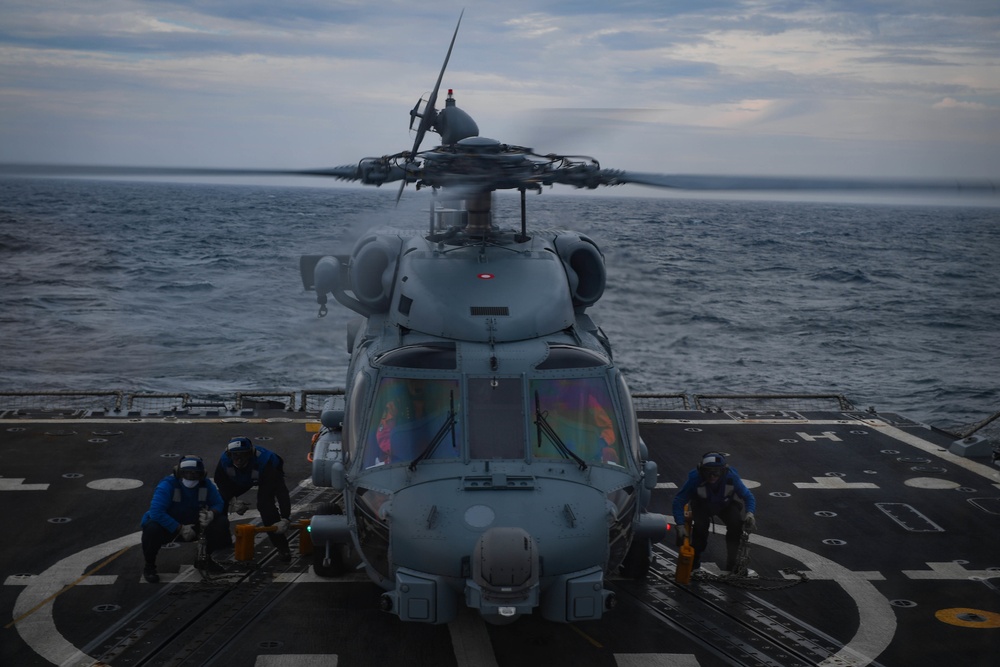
1, 1, 998, 195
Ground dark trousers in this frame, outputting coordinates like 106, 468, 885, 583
690, 501, 745, 571
141, 516, 231, 565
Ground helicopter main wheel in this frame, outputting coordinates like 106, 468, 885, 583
620, 537, 651, 580
311, 503, 347, 577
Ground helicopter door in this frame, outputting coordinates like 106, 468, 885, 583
468, 377, 525, 460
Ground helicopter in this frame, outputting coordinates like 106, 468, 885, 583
300, 14, 674, 625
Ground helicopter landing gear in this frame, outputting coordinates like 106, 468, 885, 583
311, 502, 346, 577
619, 537, 651, 580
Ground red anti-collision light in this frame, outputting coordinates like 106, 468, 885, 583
477, 273, 494, 280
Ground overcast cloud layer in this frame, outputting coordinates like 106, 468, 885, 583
1, 1, 998, 187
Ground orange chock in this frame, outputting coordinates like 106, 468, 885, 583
233, 520, 312, 561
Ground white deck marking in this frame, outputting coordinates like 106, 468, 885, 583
615, 655, 701, 666
903, 477, 961, 489
448, 608, 500, 667
903, 562, 1000, 580
777, 569, 885, 581
255, 657, 338, 666
750, 533, 895, 667
272, 570, 369, 583
793, 476, 879, 489
796, 431, 843, 442
0, 478, 49, 491
879, 423, 1000, 486
638, 419, 860, 426
86, 478, 143, 491
11, 532, 139, 667
6, 575, 117, 586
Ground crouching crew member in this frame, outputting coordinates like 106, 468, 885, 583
672, 452, 757, 572
214, 437, 293, 560
141, 455, 229, 583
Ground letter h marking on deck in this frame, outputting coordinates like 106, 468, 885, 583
796, 431, 842, 442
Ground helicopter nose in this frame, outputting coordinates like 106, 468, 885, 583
465, 527, 540, 624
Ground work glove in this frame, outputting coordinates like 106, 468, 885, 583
232, 500, 251, 516
274, 518, 290, 534
179, 524, 196, 541
675, 524, 688, 547
198, 509, 214, 528
744, 512, 757, 532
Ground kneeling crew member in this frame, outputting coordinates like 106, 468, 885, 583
214, 437, 292, 560
672, 452, 757, 572
141, 455, 229, 583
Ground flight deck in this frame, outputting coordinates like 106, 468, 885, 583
2, 393, 998, 666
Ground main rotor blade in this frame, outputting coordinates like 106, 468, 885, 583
0, 163, 368, 180
409, 9, 464, 158
607, 171, 998, 193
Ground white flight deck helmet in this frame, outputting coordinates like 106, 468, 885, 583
175, 455, 207, 486
698, 452, 729, 479
226, 437, 255, 468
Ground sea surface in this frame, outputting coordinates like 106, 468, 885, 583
1, 178, 998, 431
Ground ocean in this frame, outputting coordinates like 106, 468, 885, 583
1, 178, 997, 431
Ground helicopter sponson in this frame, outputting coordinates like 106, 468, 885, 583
304, 224, 669, 624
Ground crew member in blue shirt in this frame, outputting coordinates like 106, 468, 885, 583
141, 455, 229, 583
672, 452, 757, 572
214, 437, 293, 560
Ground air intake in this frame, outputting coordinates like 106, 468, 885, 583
470, 306, 509, 316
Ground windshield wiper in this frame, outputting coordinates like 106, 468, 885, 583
534, 391, 587, 470
408, 391, 457, 470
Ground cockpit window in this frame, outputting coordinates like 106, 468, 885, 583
529, 377, 624, 465
362, 377, 462, 468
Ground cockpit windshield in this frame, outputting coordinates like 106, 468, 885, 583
362, 377, 462, 468
530, 377, 624, 465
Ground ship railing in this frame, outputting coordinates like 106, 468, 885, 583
0, 390, 125, 415
0, 390, 341, 415
948, 409, 1000, 440
632, 393, 690, 411
235, 391, 298, 412
127, 393, 192, 413
300, 389, 346, 413
692, 393, 855, 413
1, 389, 857, 417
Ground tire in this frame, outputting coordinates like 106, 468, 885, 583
620, 537, 651, 580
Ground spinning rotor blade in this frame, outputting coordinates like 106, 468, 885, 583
410, 9, 464, 158
0, 162, 406, 185
604, 171, 998, 194
397, 9, 464, 204
0, 163, 355, 179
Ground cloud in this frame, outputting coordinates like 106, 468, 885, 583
932, 97, 989, 111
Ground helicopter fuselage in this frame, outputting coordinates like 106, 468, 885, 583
306, 211, 668, 624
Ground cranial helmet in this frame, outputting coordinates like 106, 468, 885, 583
227, 437, 254, 455
175, 454, 206, 480
698, 452, 728, 477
